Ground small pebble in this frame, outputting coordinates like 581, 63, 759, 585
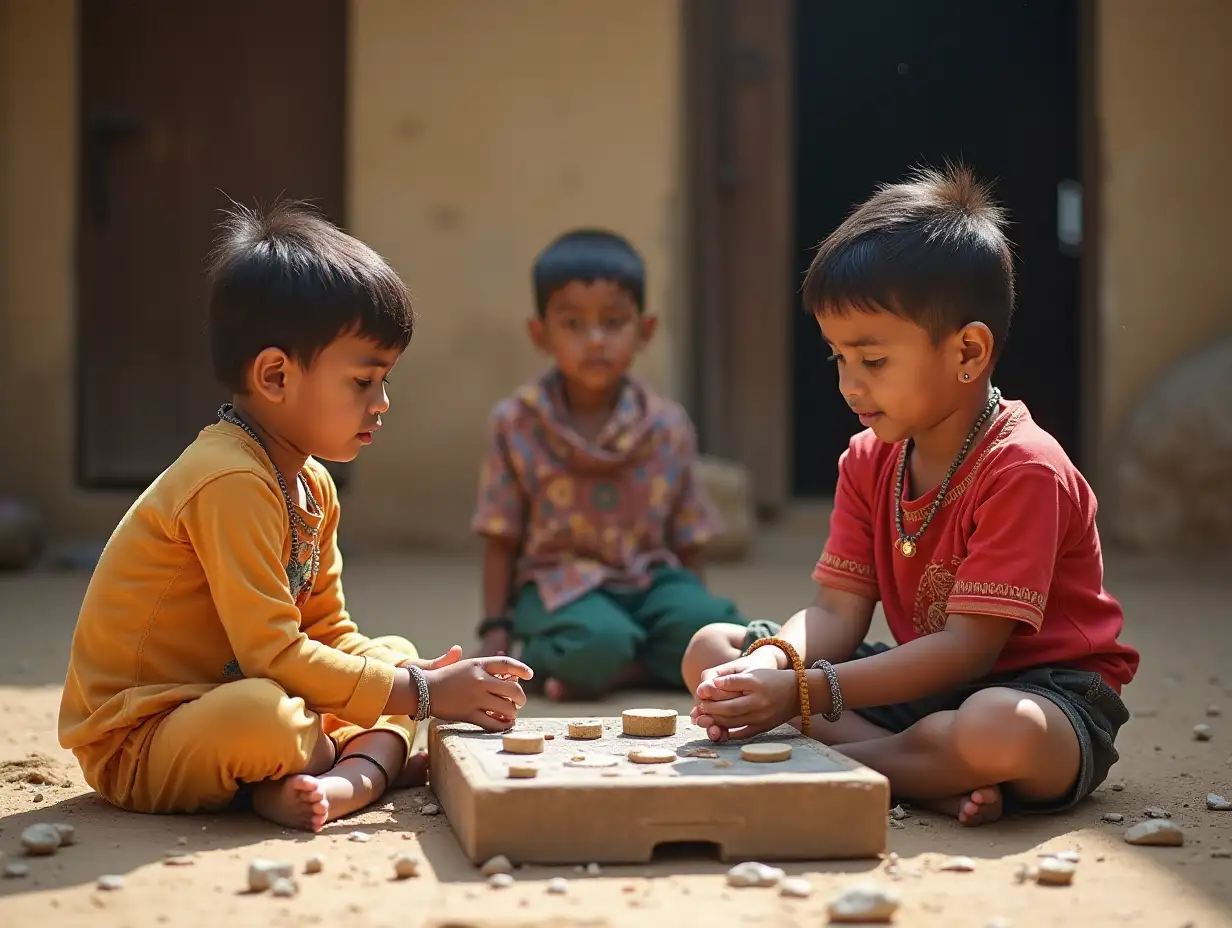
1211, 849, 1231, 859
1036, 857, 1077, 886
32, 792, 43, 803
1013, 863, 1033, 884
1194, 724, 1214, 741
726, 861, 785, 887
248, 859, 295, 893
4, 862, 30, 878
1110, 782, 1125, 791
1125, 819, 1185, 847
20, 823, 62, 856
392, 854, 420, 879
1102, 812, 1124, 823
828, 883, 900, 923
96, 874, 124, 892
586, 862, 601, 876
488, 872, 515, 889
163, 853, 194, 866
889, 804, 910, 821
481, 855, 513, 877
305, 855, 325, 875
1207, 705, 1222, 717
177, 836, 188, 846
270, 877, 297, 898
52, 824, 75, 846
546, 877, 569, 895
1208, 793, 1232, 811
1144, 806, 1172, 819
348, 831, 373, 843
1048, 850, 1081, 864
420, 803, 441, 816
939, 855, 976, 872
779, 876, 813, 898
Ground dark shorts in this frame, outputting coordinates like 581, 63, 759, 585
741, 621, 1129, 813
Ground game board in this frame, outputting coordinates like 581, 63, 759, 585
428, 715, 889, 865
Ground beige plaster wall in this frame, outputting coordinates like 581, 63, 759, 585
344, 0, 685, 548
1096, 0, 1232, 456
0, 0, 685, 549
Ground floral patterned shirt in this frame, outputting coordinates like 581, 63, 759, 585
471, 370, 721, 612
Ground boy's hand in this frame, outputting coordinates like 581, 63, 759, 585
693, 667, 799, 742
689, 647, 784, 738
403, 645, 464, 671
424, 656, 533, 733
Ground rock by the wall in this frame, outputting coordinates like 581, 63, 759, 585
0, 497, 44, 571
695, 455, 754, 562
1110, 332, 1232, 554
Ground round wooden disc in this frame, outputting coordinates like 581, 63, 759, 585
740, 742, 792, 763
507, 763, 539, 779
567, 720, 604, 740
502, 732, 545, 755
621, 709, 678, 738
628, 747, 677, 765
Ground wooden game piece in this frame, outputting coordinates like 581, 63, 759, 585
567, 720, 604, 740
507, 763, 539, 779
502, 732, 544, 755
628, 747, 676, 765
564, 754, 619, 769
621, 709, 678, 737
741, 743, 792, 763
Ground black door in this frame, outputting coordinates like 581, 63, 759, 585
791, 0, 1081, 496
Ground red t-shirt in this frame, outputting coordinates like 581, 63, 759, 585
813, 399, 1139, 692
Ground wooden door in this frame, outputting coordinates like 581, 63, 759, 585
78, 0, 346, 487
685, 0, 794, 515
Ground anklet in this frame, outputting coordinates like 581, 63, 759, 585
742, 637, 811, 737
339, 751, 391, 790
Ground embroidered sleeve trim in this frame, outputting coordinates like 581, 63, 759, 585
812, 552, 879, 598
947, 578, 1046, 630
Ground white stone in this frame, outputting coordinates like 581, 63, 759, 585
1102, 812, 1124, 823
481, 855, 513, 876
1036, 857, 1076, 886
420, 803, 441, 816
1125, 819, 1185, 846
586, 862, 602, 876
393, 854, 420, 879
1143, 806, 1171, 819
20, 823, 62, 855
1207, 793, 1232, 811
779, 876, 813, 898
726, 861, 785, 888
96, 874, 124, 891
51, 823, 75, 846
546, 877, 570, 895
939, 855, 976, 872
348, 830, 373, 843
4, 862, 30, 878
889, 804, 910, 821
828, 883, 900, 923
1194, 724, 1214, 741
1207, 705, 1222, 717
488, 872, 515, 889
247, 859, 295, 893
270, 877, 297, 898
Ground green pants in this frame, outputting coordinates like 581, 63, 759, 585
513, 568, 749, 693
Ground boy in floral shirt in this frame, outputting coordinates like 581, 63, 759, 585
472, 229, 752, 700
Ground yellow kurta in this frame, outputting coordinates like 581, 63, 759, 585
58, 421, 417, 812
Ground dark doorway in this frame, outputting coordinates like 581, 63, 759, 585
77, 0, 347, 488
790, 0, 1081, 496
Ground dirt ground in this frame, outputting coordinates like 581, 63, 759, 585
1, 522, 1230, 927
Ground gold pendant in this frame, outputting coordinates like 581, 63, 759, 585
898, 538, 917, 558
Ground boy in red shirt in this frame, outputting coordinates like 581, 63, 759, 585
683, 165, 1138, 824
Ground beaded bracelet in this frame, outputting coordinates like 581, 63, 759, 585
407, 665, 432, 722
742, 636, 811, 737
810, 659, 844, 723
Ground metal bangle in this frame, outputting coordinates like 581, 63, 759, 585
408, 665, 432, 722
810, 659, 844, 723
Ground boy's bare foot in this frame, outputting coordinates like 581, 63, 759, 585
918, 785, 1004, 826
396, 750, 430, 788
252, 774, 331, 832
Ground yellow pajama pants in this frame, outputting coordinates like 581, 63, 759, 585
107, 636, 419, 814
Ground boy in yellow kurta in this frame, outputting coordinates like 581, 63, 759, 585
59, 202, 532, 832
